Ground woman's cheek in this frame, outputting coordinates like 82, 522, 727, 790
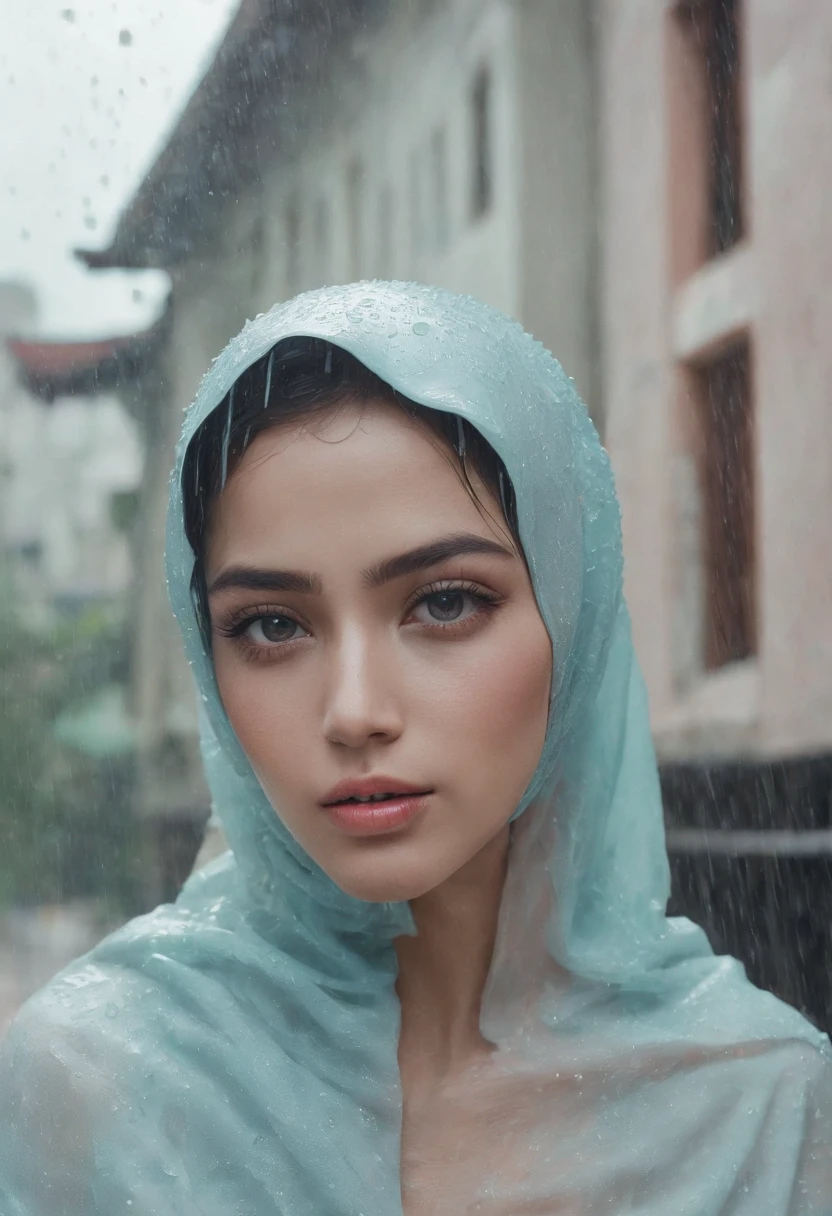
216, 660, 308, 784
466, 622, 551, 752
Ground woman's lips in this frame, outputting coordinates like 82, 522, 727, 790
323, 793, 431, 836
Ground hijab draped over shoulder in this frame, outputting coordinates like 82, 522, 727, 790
1, 282, 830, 1214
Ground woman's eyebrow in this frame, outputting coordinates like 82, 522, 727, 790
207, 532, 513, 598
362, 531, 513, 587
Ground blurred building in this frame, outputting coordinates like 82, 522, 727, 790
81, 0, 832, 1024
0, 281, 145, 617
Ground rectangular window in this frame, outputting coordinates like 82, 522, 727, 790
695, 338, 756, 669
708, 0, 743, 252
671, 0, 744, 260
345, 157, 365, 281
470, 66, 493, 220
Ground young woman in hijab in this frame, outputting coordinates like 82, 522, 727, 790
0, 281, 830, 1214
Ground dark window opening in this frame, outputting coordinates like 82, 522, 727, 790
696, 338, 756, 669
470, 66, 493, 220
673, 0, 744, 257
707, 0, 743, 252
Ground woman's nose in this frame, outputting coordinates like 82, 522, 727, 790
321, 632, 404, 749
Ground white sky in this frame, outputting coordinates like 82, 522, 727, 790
0, 0, 240, 338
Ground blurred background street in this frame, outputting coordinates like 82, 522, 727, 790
2, 0, 831, 1032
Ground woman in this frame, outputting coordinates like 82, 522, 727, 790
1, 281, 830, 1214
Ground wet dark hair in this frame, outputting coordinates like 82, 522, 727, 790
182, 337, 519, 645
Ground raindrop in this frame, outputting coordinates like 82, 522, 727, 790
61, 8, 76, 21
412, 321, 430, 336
119, 28, 133, 46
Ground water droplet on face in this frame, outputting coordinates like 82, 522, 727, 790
412, 321, 430, 336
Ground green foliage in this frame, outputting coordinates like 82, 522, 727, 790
0, 576, 139, 913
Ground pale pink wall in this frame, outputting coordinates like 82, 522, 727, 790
601, 0, 832, 760
748, 0, 832, 753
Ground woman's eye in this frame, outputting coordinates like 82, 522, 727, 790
245, 615, 304, 645
413, 590, 481, 625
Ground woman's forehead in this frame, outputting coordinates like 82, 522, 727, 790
205, 400, 508, 578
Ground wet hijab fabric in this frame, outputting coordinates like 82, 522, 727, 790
1, 282, 830, 1214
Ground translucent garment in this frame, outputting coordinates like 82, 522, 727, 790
1, 281, 831, 1214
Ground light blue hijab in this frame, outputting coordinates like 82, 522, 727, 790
1, 282, 830, 1214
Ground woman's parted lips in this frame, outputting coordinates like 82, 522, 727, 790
320, 775, 434, 807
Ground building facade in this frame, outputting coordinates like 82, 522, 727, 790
0, 282, 143, 617
603, 0, 832, 763
601, 0, 832, 1026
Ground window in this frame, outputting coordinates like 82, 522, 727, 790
429, 126, 449, 253
671, 0, 744, 261
345, 156, 365, 280
694, 338, 756, 669
470, 65, 493, 220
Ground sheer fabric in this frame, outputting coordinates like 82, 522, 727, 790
1, 282, 830, 1214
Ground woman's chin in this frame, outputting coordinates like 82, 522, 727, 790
325, 853, 450, 905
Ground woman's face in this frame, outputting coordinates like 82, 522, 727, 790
206, 399, 552, 902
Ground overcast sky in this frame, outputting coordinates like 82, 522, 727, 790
0, 0, 239, 338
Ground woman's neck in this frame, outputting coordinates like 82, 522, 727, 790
394, 826, 509, 1087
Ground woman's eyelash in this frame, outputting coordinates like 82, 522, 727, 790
405, 579, 501, 613
214, 604, 297, 638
